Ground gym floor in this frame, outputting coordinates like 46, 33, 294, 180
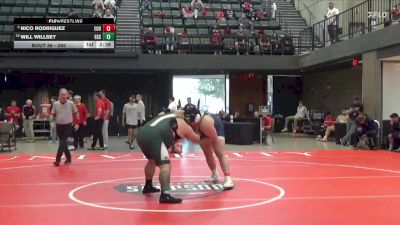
1, 134, 399, 225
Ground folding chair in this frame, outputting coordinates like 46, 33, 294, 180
0, 122, 17, 152
261, 118, 275, 145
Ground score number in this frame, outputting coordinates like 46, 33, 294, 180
103, 24, 115, 32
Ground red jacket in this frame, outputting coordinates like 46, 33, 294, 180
324, 115, 336, 127
243, 2, 252, 9
73, 103, 88, 125
103, 98, 112, 120
5, 106, 21, 124
262, 115, 273, 127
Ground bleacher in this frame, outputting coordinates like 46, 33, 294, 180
141, 0, 282, 35
0, 0, 94, 44
139, 0, 291, 54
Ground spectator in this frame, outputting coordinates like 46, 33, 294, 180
116, 0, 122, 8
233, 111, 241, 121
280, 33, 295, 55
142, 27, 157, 54
142, 0, 152, 12
238, 13, 253, 33
68, 8, 80, 19
136, 94, 146, 126
270, 35, 279, 54
89, 92, 105, 150
261, 113, 273, 144
224, 5, 236, 20
68, 90, 74, 100
235, 28, 249, 55
218, 110, 228, 121
93, 10, 103, 18
100, 89, 111, 149
73, 95, 88, 150
210, 24, 223, 55
247, 8, 258, 21
191, 0, 204, 19
281, 100, 307, 133
316, 111, 336, 142
224, 26, 232, 35
271, 1, 277, 18
253, 111, 260, 118
392, 6, 400, 25
182, 6, 194, 18
215, 10, 225, 20
261, 113, 273, 130
355, 113, 377, 150
104, 0, 116, 9
92, 0, 105, 10
257, 33, 270, 55
154, 11, 166, 19
242, 0, 253, 13
183, 97, 196, 111
388, 113, 400, 151
341, 96, 363, 146
22, 99, 36, 143
336, 108, 349, 124
51, 89, 79, 167
168, 96, 178, 113
103, 9, 115, 19
49, 96, 58, 144
202, 7, 211, 17
5, 100, 21, 128
122, 95, 139, 150
257, 7, 268, 20
164, 25, 175, 51
177, 30, 190, 54
324, 2, 339, 43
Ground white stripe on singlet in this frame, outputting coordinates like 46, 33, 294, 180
149, 114, 176, 127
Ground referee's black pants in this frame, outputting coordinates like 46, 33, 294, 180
56, 123, 73, 163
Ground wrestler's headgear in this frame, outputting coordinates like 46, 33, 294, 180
183, 106, 200, 123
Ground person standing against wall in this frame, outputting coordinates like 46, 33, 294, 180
22, 99, 36, 143
89, 92, 106, 150
122, 95, 139, 150
100, 89, 111, 149
324, 2, 340, 43
51, 89, 79, 167
73, 95, 88, 150
5, 100, 21, 130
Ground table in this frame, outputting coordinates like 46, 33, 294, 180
223, 122, 256, 145
236, 118, 260, 142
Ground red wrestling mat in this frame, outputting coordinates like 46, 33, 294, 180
1, 150, 400, 225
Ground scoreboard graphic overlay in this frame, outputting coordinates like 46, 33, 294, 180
13, 18, 115, 50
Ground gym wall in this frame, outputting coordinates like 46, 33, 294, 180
302, 65, 362, 116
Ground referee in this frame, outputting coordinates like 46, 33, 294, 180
51, 88, 79, 167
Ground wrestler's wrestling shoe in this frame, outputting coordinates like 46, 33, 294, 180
223, 176, 235, 190
142, 185, 160, 194
206, 173, 219, 183
159, 193, 182, 204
